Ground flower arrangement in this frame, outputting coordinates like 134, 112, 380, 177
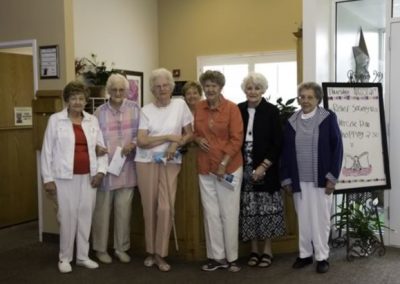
75, 53, 115, 86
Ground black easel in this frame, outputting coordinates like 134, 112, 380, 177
331, 191, 385, 261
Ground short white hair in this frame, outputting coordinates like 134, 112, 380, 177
241, 72, 268, 93
149, 68, 175, 94
106, 73, 129, 91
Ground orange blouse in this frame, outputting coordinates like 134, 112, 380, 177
194, 96, 243, 175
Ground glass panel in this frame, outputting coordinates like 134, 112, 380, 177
394, 0, 400, 18
202, 64, 248, 104
255, 61, 298, 106
336, 0, 386, 85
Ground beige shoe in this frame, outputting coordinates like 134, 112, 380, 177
76, 259, 99, 269
96, 251, 112, 264
58, 261, 72, 273
114, 250, 131, 263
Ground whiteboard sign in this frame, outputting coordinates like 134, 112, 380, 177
323, 83, 390, 193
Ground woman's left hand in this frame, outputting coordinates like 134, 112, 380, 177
252, 165, 266, 181
91, 173, 105, 188
165, 142, 178, 161
325, 180, 335, 195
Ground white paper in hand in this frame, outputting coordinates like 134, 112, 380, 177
107, 146, 127, 176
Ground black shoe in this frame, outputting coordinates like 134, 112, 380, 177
292, 256, 313, 269
201, 260, 229, 271
316, 260, 329, 273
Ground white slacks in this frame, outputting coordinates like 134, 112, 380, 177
293, 181, 333, 261
199, 167, 243, 262
92, 187, 134, 253
55, 174, 97, 262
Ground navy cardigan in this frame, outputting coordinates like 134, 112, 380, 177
280, 108, 343, 193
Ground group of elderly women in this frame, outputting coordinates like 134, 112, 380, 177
41, 67, 342, 274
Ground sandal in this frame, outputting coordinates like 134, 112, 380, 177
247, 252, 260, 267
258, 254, 273, 268
154, 255, 171, 272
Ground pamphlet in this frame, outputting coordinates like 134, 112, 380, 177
107, 146, 127, 176
209, 172, 236, 190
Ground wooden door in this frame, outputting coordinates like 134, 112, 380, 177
0, 52, 37, 228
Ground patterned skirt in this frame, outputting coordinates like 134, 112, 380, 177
239, 142, 286, 241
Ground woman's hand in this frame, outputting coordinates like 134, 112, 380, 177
216, 163, 226, 179
121, 143, 136, 157
252, 165, 266, 181
196, 137, 210, 152
44, 182, 57, 194
96, 145, 108, 157
91, 173, 105, 188
283, 184, 293, 195
325, 180, 336, 195
165, 142, 178, 161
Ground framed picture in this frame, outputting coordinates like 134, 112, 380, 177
39, 45, 59, 79
113, 69, 143, 107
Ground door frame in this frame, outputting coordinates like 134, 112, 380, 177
0, 39, 41, 240
384, 0, 400, 247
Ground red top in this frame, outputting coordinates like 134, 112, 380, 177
73, 124, 90, 174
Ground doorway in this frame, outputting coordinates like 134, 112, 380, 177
0, 40, 39, 233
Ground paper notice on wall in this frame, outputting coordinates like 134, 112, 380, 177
14, 107, 32, 126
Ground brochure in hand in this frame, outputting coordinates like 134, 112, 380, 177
209, 172, 237, 190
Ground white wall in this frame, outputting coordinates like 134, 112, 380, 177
73, 0, 158, 104
303, 0, 332, 83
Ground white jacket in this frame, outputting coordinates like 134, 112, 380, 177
41, 108, 108, 183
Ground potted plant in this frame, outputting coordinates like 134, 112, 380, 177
276, 97, 297, 125
75, 54, 115, 97
331, 197, 391, 259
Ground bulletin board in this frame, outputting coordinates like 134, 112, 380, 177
322, 82, 391, 193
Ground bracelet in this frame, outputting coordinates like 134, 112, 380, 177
261, 162, 269, 169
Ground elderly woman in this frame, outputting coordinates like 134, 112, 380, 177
238, 73, 285, 268
280, 82, 343, 274
194, 70, 244, 272
135, 68, 193, 272
41, 80, 108, 273
182, 81, 202, 113
91, 74, 140, 264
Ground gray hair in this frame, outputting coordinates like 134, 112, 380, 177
106, 73, 129, 92
149, 68, 175, 94
241, 72, 268, 93
199, 70, 225, 88
298, 82, 323, 103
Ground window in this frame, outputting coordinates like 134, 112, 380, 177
198, 51, 297, 105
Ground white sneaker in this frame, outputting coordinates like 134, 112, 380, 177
96, 251, 112, 264
76, 259, 99, 269
58, 261, 72, 273
115, 250, 131, 263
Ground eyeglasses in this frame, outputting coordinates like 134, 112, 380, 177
154, 84, 171, 91
109, 88, 126, 94
297, 95, 317, 101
